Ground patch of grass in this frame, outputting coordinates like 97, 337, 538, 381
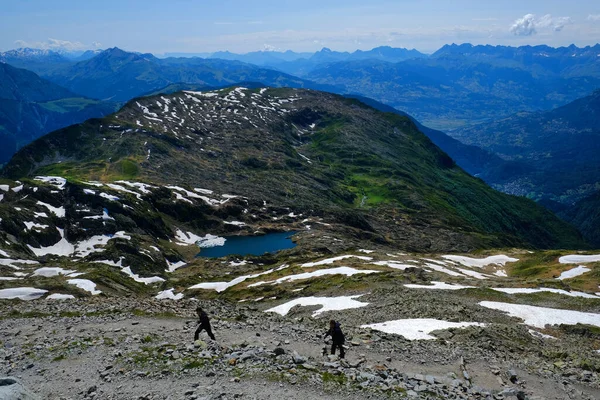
1, 310, 50, 320
510, 251, 564, 278
141, 335, 154, 343
59, 311, 82, 318
52, 354, 66, 362
131, 309, 179, 318
35, 156, 141, 182
322, 371, 347, 385
182, 359, 205, 370
38, 97, 105, 113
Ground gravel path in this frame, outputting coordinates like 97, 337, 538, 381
2, 296, 600, 400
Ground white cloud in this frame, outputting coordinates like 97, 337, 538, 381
510, 14, 572, 36
588, 14, 600, 22
13, 38, 96, 51
510, 14, 537, 36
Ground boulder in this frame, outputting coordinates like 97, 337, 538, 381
0, 377, 41, 400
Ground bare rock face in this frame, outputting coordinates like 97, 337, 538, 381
0, 377, 40, 400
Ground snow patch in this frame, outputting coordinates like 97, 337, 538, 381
557, 265, 591, 280
424, 263, 464, 277
371, 261, 415, 270
405, 281, 475, 290
121, 267, 165, 285
301, 255, 373, 268
47, 293, 75, 300
265, 295, 368, 317
36, 201, 65, 218
189, 264, 289, 292
480, 301, 600, 328
559, 255, 600, 264
0, 258, 39, 270
362, 319, 485, 340
34, 176, 66, 190
248, 266, 379, 287
0, 287, 48, 300
155, 288, 184, 300
67, 279, 101, 295
28, 228, 74, 257
442, 255, 518, 268
490, 287, 599, 299
166, 259, 187, 273
32, 267, 76, 277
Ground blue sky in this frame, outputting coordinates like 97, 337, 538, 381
1, 0, 599, 54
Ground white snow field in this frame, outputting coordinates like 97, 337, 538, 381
46, 293, 75, 300
189, 264, 289, 292
32, 267, 76, 277
247, 266, 380, 287
442, 255, 518, 268
404, 281, 475, 290
265, 295, 369, 317
301, 255, 373, 268
557, 266, 591, 280
0, 287, 48, 300
155, 288, 184, 300
371, 260, 416, 270
67, 279, 102, 295
34, 176, 67, 190
559, 255, 600, 264
479, 301, 600, 328
490, 287, 599, 299
27, 230, 131, 258
121, 267, 165, 285
361, 319, 485, 340
175, 230, 225, 248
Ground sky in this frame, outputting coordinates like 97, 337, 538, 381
1, 0, 600, 54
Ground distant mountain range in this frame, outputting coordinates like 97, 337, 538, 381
305, 44, 600, 129
0, 63, 117, 165
3, 43, 599, 130
20, 47, 340, 102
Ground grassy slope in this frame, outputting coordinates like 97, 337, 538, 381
1, 88, 585, 250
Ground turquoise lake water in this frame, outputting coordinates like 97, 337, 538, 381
197, 231, 297, 258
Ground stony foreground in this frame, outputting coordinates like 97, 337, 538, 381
2, 296, 600, 400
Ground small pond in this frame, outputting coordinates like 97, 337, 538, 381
197, 231, 297, 258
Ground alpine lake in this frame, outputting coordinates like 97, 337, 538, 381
197, 231, 297, 258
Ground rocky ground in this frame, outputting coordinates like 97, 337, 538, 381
3, 287, 600, 400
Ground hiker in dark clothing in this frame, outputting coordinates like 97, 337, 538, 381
194, 306, 215, 341
324, 319, 345, 358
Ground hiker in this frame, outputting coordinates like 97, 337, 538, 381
324, 319, 345, 358
194, 306, 216, 341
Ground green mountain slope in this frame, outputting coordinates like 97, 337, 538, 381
561, 191, 600, 247
346, 95, 531, 182
0, 62, 75, 101
0, 63, 118, 165
2, 87, 584, 250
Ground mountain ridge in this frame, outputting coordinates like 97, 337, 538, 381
0, 63, 117, 165
2, 86, 585, 251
